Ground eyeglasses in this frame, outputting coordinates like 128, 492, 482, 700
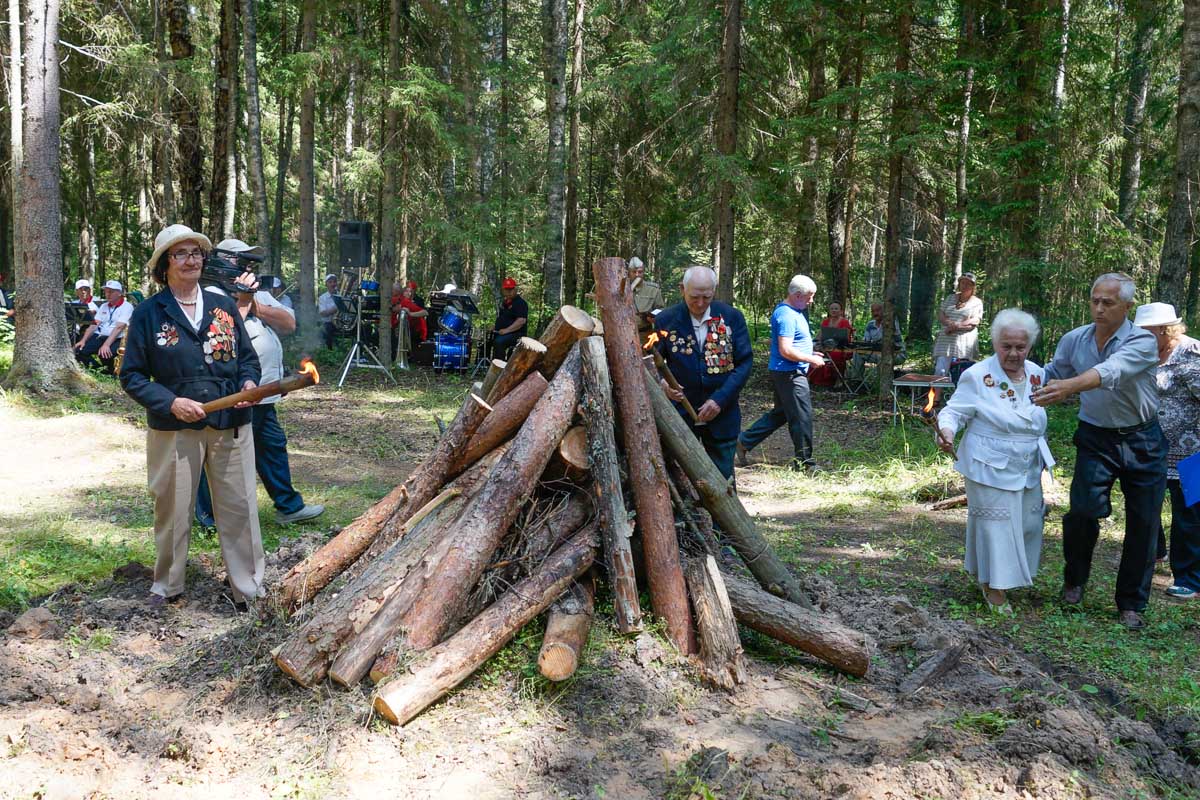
169, 249, 204, 262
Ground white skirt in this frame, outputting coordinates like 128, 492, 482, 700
963, 478, 1044, 590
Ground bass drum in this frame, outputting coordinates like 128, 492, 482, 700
433, 333, 470, 371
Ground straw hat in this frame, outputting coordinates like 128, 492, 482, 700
146, 224, 212, 272
1133, 302, 1182, 328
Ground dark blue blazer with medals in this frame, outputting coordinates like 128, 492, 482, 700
653, 300, 752, 441
120, 289, 261, 431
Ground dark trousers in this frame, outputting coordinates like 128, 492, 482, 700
739, 370, 814, 467
493, 331, 521, 359
75, 332, 118, 373
196, 404, 305, 525
322, 321, 337, 349
1063, 420, 1167, 612
1166, 479, 1200, 592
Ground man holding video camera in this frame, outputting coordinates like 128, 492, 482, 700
74, 279, 132, 373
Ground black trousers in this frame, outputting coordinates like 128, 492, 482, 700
1063, 420, 1167, 612
75, 332, 118, 373
739, 370, 814, 467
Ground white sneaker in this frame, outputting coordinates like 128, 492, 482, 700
275, 504, 325, 524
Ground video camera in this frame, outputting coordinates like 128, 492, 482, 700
201, 247, 265, 295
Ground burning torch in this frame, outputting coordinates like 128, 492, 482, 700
919, 387, 957, 460
201, 358, 321, 413
643, 330, 700, 423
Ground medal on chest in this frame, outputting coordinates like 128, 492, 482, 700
155, 322, 179, 348
668, 330, 694, 356
704, 317, 733, 374
205, 308, 237, 364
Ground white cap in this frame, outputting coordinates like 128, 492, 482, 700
325, 273, 338, 283
215, 238, 264, 255
442, 283, 458, 293
102, 279, 123, 292
1133, 302, 1182, 328
147, 224, 212, 272
628, 257, 644, 270
74, 279, 92, 290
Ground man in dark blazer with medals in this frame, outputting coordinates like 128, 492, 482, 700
653, 265, 753, 479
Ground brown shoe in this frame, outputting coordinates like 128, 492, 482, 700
1118, 610, 1146, 630
1062, 585, 1084, 605
735, 440, 749, 467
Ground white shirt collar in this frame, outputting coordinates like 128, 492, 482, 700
690, 306, 713, 326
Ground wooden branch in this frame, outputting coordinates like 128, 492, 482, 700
645, 373, 813, 610
449, 370, 549, 475
537, 305, 594, 377
721, 570, 872, 677
579, 336, 642, 633
480, 358, 506, 399
398, 344, 585, 651
593, 256, 694, 655
273, 391, 492, 613
589, 316, 604, 336
930, 494, 967, 510
537, 573, 595, 681
373, 527, 598, 726
684, 556, 747, 691
485, 336, 546, 404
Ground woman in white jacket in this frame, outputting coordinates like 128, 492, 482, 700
936, 308, 1055, 613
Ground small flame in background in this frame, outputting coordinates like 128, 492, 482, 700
921, 386, 936, 416
643, 330, 669, 351
299, 357, 320, 384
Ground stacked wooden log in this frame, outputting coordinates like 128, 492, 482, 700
271, 258, 872, 727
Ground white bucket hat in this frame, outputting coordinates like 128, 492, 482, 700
1133, 302, 1182, 328
146, 224, 213, 273
215, 238, 264, 256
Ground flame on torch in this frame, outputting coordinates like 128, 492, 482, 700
299, 358, 320, 384
643, 330, 666, 351
921, 386, 936, 416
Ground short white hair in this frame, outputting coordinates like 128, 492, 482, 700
991, 308, 1040, 345
788, 274, 817, 296
681, 265, 717, 290
628, 257, 644, 270
1092, 272, 1135, 303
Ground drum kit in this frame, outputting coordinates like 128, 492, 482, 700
427, 289, 479, 372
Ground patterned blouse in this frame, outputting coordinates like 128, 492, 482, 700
932, 293, 984, 360
1156, 335, 1200, 480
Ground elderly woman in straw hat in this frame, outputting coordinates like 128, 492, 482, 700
119, 224, 265, 611
1134, 302, 1200, 600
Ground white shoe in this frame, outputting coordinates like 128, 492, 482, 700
275, 504, 325, 524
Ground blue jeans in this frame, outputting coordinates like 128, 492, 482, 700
739, 370, 813, 467
1063, 420, 1167, 612
196, 404, 305, 525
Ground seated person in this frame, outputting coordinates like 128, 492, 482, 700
317, 273, 339, 348
74, 279, 99, 312
849, 302, 905, 385
809, 301, 854, 387
492, 276, 528, 358
73, 280, 132, 372
390, 281, 428, 354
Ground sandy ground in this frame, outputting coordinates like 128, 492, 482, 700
1, 388, 1197, 799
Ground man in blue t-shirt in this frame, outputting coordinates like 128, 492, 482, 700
737, 274, 826, 470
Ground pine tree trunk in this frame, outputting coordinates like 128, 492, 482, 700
6, 0, 21, 279
713, 0, 741, 304
166, 0, 205, 231
795, 11, 825, 279
75, 130, 96, 282
825, 9, 862, 308
562, 0, 586, 307
210, 0, 238, 240
241, 0, 271, 259
1158, 0, 1200, 308
950, 0, 976, 279
1117, 0, 1159, 231
5, 0, 85, 393
296, 0, 319, 347
377, 0, 407, 366
540, 0, 569, 311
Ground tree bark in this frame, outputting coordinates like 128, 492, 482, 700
562, 0, 586, 312
579, 336, 642, 633
373, 527, 597, 726
1159, 0, 1200, 309
210, 0, 238, 240
825, 9, 863, 308
795, 9, 826, 278
538, 573, 594, 681
950, 0, 976, 279
5, 0, 84, 394
398, 344, 585, 651
645, 372, 812, 609
273, 393, 493, 612
449, 370, 549, 475
166, 0, 204, 231
7, 0, 21, 282
593, 256, 694, 654
377, 0, 408, 365
684, 556, 747, 691
296, 0, 319, 347
537, 304, 594, 376
721, 570, 872, 677
540, 0, 570, 310
713, 0, 741, 304
241, 0, 271, 259
480, 358, 506, 399
485, 336, 547, 404
1117, 0, 1158, 231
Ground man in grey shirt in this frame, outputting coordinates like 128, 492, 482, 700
1034, 272, 1165, 630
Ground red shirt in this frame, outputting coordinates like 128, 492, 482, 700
391, 291, 427, 341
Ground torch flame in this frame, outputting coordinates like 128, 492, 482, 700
922, 387, 936, 416
643, 330, 668, 351
299, 358, 320, 384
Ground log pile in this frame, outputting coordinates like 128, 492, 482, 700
271, 258, 873, 726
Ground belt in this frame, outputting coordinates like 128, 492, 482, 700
1081, 418, 1156, 436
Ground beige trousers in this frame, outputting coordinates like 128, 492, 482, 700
147, 425, 265, 601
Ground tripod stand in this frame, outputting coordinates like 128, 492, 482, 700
336, 270, 397, 388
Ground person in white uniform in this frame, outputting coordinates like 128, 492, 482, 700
935, 308, 1055, 614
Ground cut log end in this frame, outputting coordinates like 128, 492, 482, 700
537, 643, 581, 682
558, 426, 589, 472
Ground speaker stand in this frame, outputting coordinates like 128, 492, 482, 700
336, 287, 397, 388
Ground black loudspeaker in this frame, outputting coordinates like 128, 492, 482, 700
338, 221, 372, 268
